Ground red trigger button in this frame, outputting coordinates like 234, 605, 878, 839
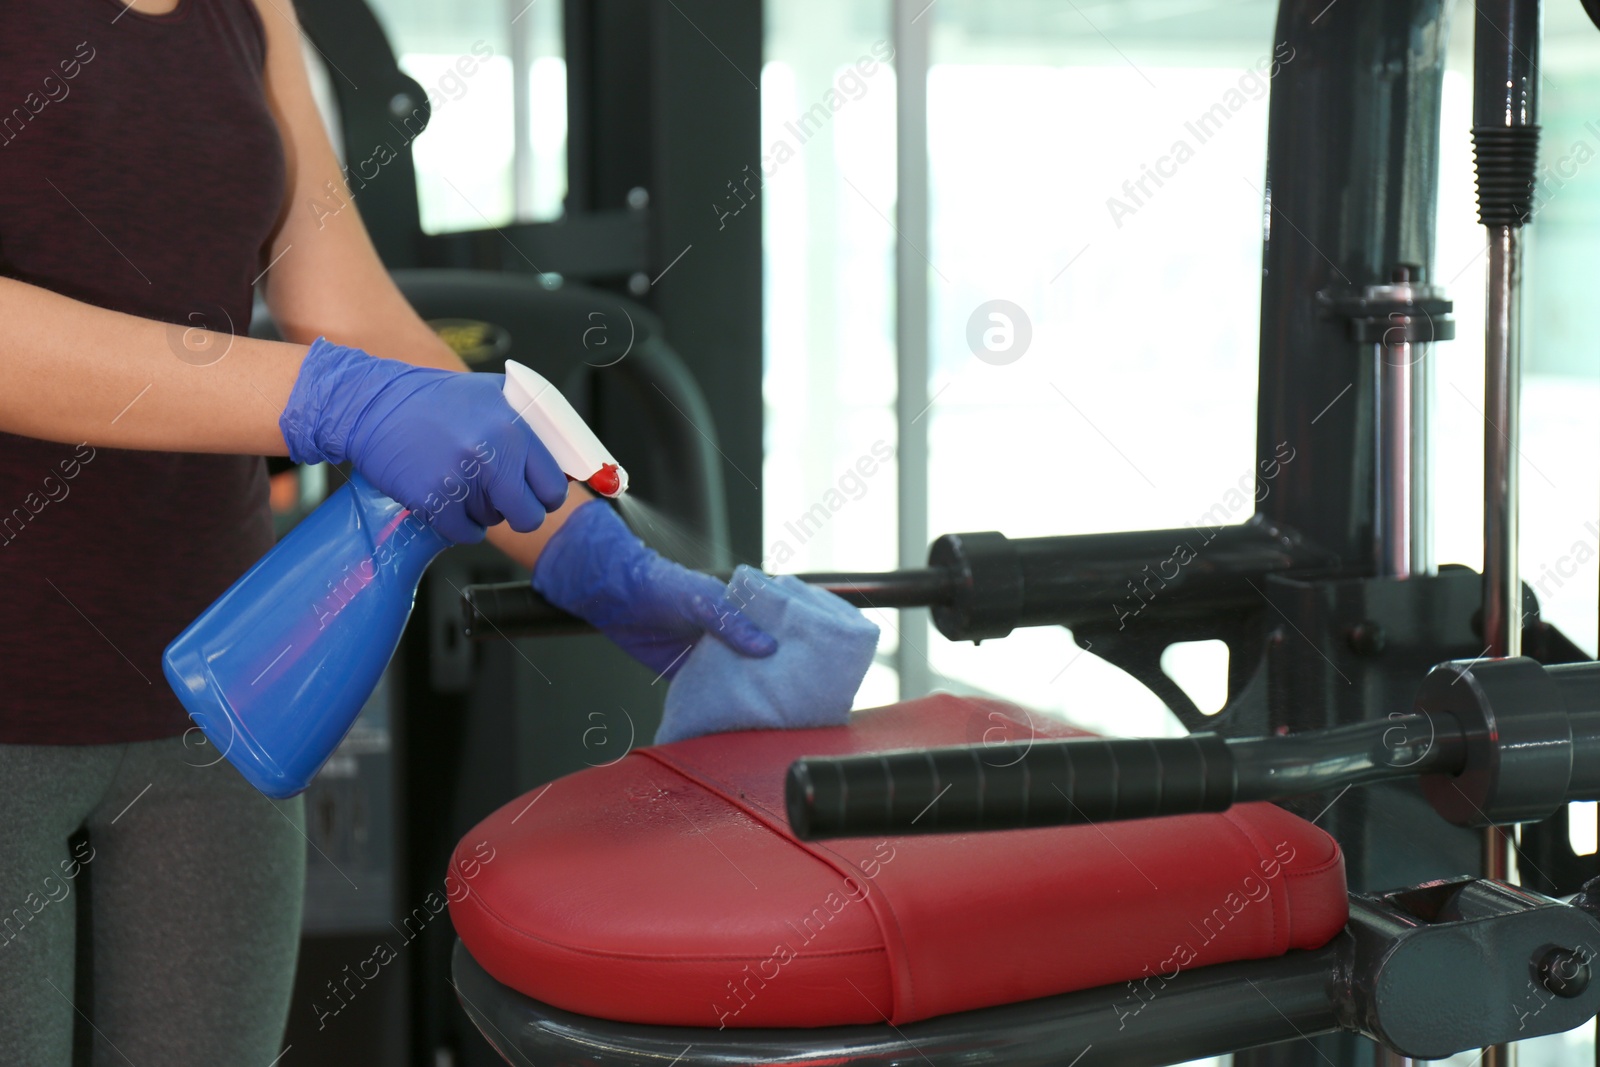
586, 464, 622, 497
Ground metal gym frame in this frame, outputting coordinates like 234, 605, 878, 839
458, 0, 1600, 1063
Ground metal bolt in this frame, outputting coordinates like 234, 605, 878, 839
389, 93, 416, 118
627, 272, 650, 297
1347, 621, 1387, 657
626, 186, 650, 210
1535, 947, 1591, 998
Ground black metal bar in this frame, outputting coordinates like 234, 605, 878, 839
788, 658, 1600, 842
461, 569, 955, 641
452, 937, 1342, 1067
1472, 0, 1540, 196
561, 0, 765, 564
789, 570, 958, 610
785, 714, 1464, 841
460, 520, 1334, 642
930, 519, 1334, 642
1254, 0, 1450, 573
1228, 714, 1463, 799
642, 0, 765, 567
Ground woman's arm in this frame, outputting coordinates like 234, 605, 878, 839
0, 10, 573, 559
250, 0, 584, 568
0, 275, 303, 454
250, 0, 451, 366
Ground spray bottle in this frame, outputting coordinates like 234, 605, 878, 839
162, 362, 628, 798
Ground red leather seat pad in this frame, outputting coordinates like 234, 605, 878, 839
449, 695, 1347, 1029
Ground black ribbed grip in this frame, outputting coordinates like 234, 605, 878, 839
1472, 126, 1541, 227
462, 583, 592, 639
786, 733, 1236, 840
462, 569, 957, 640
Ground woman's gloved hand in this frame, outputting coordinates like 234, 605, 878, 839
280, 337, 568, 544
532, 499, 778, 678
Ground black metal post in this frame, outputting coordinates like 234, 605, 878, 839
1240, 2, 1457, 1062
1254, 0, 1451, 571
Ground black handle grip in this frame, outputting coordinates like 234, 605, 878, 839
786, 733, 1237, 839
461, 569, 956, 641
462, 583, 594, 639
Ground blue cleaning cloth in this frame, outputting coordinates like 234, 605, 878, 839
657, 565, 880, 745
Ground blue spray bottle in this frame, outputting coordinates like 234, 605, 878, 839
163, 361, 628, 798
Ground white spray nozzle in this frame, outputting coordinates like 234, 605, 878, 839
502, 361, 629, 497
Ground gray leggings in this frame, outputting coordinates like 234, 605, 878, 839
0, 734, 305, 1066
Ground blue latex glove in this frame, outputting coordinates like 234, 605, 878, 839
532, 499, 778, 678
280, 338, 568, 544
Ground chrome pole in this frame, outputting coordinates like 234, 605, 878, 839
1472, 0, 1539, 1062
1411, 326, 1434, 576
1370, 266, 1446, 579
1479, 215, 1522, 1067
1482, 225, 1523, 661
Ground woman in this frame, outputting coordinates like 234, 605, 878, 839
0, 1, 773, 1062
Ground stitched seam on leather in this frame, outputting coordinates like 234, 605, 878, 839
638, 746, 918, 1021
454, 877, 890, 964
1276, 851, 1348, 949
1217, 809, 1283, 955
802, 839, 914, 1022
1219, 810, 1346, 949
1281, 853, 1345, 878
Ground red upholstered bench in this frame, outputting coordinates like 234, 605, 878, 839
448, 694, 1347, 1041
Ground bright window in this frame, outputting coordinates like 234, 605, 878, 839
366, 0, 567, 233
762, 1, 901, 710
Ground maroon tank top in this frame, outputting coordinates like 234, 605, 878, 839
0, 0, 286, 743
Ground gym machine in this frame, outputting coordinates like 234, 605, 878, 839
455, 0, 1600, 1062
